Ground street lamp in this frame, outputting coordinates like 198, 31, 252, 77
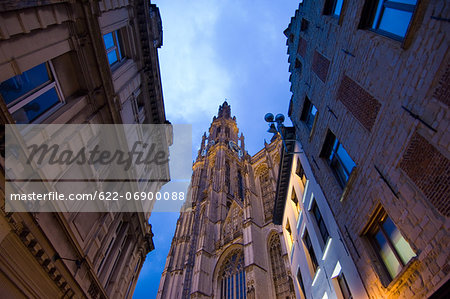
264, 113, 302, 154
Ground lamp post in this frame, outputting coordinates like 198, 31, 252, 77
264, 113, 302, 154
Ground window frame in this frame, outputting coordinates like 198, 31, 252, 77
363, 207, 416, 284
302, 229, 319, 276
323, 0, 345, 17
300, 97, 317, 131
311, 201, 330, 247
0, 61, 65, 124
103, 29, 125, 67
359, 0, 417, 41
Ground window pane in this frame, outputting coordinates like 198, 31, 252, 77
12, 87, 59, 124
383, 217, 415, 265
0, 63, 50, 105
107, 51, 118, 65
394, 0, 417, 5
333, 0, 344, 15
336, 144, 356, 174
115, 31, 123, 59
378, 7, 413, 37
103, 32, 114, 50
375, 231, 402, 279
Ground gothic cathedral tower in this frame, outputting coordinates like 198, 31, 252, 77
157, 102, 296, 299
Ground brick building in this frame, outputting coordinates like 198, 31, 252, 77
0, 0, 170, 298
279, 0, 449, 298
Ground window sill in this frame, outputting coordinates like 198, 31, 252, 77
339, 167, 358, 202
383, 256, 419, 291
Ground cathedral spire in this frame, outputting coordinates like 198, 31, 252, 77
217, 100, 231, 119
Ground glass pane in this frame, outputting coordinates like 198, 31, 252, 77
372, 0, 384, 29
115, 31, 123, 59
336, 144, 355, 174
103, 32, 114, 50
378, 7, 413, 37
12, 87, 59, 124
383, 217, 415, 265
333, 0, 344, 16
107, 51, 118, 65
375, 231, 402, 279
0, 63, 50, 105
393, 0, 417, 5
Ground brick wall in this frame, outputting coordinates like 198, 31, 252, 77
311, 50, 329, 82
400, 132, 450, 217
337, 75, 381, 132
297, 37, 307, 58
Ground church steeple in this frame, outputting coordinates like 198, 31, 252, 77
217, 100, 231, 118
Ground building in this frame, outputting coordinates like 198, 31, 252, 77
0, 0, 169, 298
157, 102, 296, 299
278, 0, 449, 298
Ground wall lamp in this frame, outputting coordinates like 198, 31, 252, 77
264, 113, 303, 154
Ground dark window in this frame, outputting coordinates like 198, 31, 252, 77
286, 221, 294, 250
324, 0, 344, 16
366, 211, 415, 281
0, 62, 63, 124
303, 230, 318, 273
295, 58, 302, 70
289, 34, 294, 43
337, 272, 353, 299
321, 130, 355, 188
359, 0, 417, 40
296, 158, 307, 187
225, 161, 231, 194
311, 201, 329, 246
300, 18, 310, 31
291, 188, 300, 214
296, 268, 306, 296
300, 97, 317, 131
237, 170, 244, 200
103, 30, 124, 66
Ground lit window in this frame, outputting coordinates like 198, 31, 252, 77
291, 187, 301, 216
324, 0, 344, 16
311, 201, 329, 246
103, 30, 124, 66
321, 131, 356, 188
359, 0, 417, 40
296, 158, 307, 187
0, 62, 63, 124
365, 209, 416, 281
303, 229, 318, 275
296, 268, 306, 297
300, 97, 317, 131
286, 221, 294, 251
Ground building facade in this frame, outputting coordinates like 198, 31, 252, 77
157, 102, 296, 299
280, 0, 449, 298
0, 0, 169, 298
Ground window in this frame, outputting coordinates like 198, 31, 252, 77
0, 62, 64, 124
286, 221, 294, 251
359, 0, 417, 40
225, 161, 231, 194
296, 268, 306, 297
321, 131, 355, 188
336, 272, 352, 299
300, 18, 309, 32
269, 234, 293, 298
324, 0, 344, 16
365, 209, 416, 281
219, 250, 246, 299
291, 188, 301, 215
103, 30, 124, 66
296, 159, 307, 187
311, 201, 330, 246
237, 170, 244, 200
303, 230, 318, 274
295, 59, 302, 70
300, 97, 317, 131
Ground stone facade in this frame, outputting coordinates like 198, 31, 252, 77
157, 102, 297, 299
284, 0, 449, 298
0, 0, 169, 298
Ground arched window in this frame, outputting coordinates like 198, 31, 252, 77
225, 161, 231, 194
260, 169, 274, 222
219, 250, 246, 299
269, 234, 292, 298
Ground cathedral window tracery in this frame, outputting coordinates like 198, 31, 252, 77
260, 169, 274, 222
219, 250, 246, 299
268, 234, 294, 299
237, 170, 244, 200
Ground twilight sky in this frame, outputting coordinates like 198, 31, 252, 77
134, 1, 300, 298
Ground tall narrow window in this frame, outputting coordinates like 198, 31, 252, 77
103, 30, 124, 66
300, 97, 317, 131
296, 159, 307, 187
291, 188, 301, 215
303, 230, 318, 275
0, 62, 63, 124
365, 210, 415, 281
225, 161, 231, 194
359, 0, 417, 40
321, 130, 356, 188
237, 170, 244, 200
260, 169, 274, 222
311, 201, 330, 246
219, 250, 246, 299
296, 268, 306, 297
336, 272, 352, 299
285, 221, 294, 251
269, 234, 293, 298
